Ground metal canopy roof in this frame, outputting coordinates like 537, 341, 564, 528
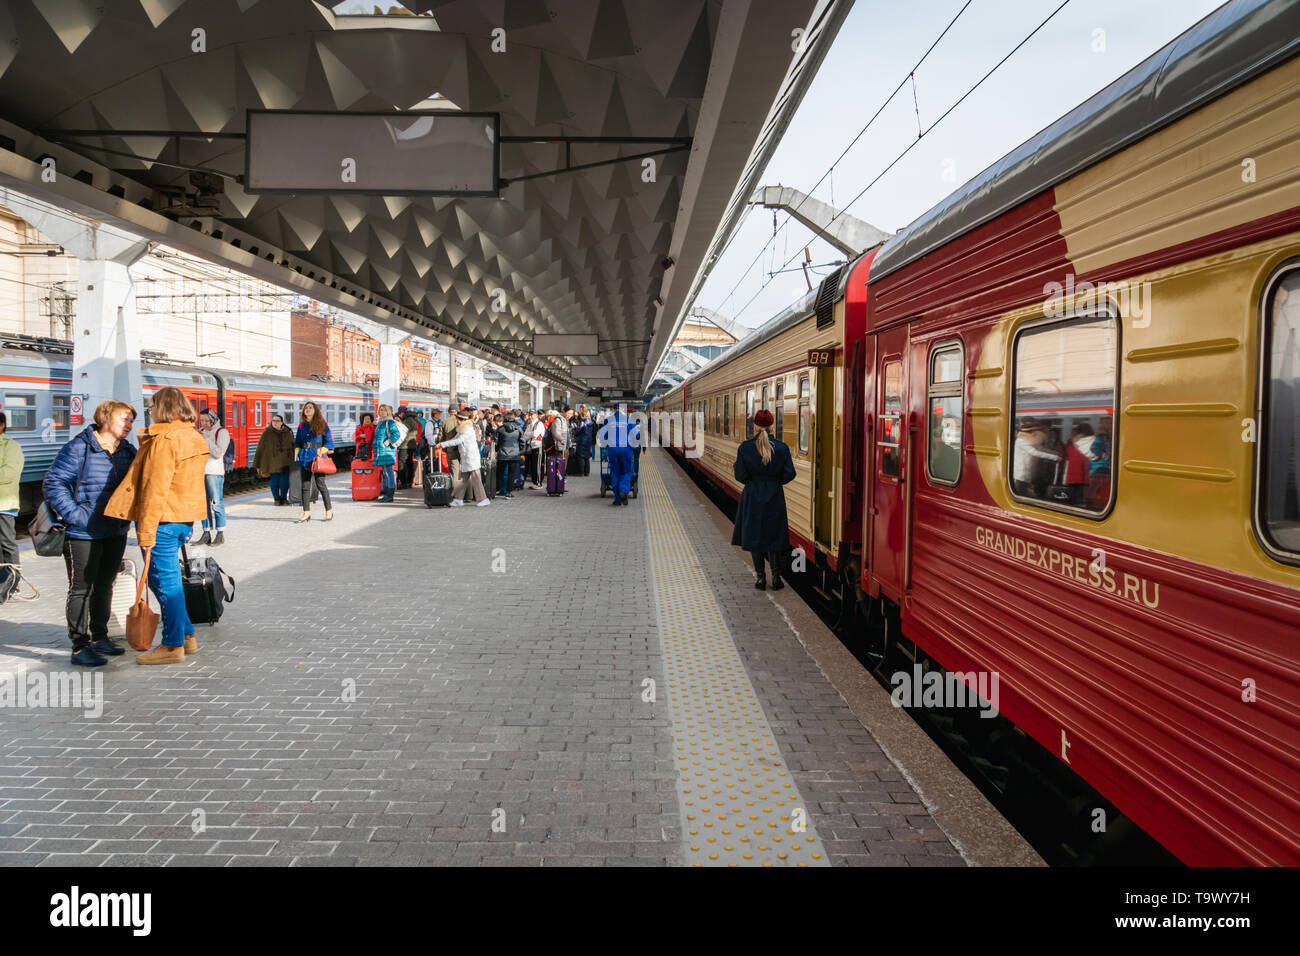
0, 0, 847, 395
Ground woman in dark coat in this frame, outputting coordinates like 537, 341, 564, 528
253, 412, 295, 505
571, 408, 595, 476
41, 400, 138, 665
731, 408, 796, 590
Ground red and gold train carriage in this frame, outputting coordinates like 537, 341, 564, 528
660, 0, 1300, 864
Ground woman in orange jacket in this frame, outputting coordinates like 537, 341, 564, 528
105, 387, 209, 664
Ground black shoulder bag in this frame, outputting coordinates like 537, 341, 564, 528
29, 440, 90, 557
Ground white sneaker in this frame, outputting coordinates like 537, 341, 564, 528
449, 499, 465, 507
476, 498, 491, 507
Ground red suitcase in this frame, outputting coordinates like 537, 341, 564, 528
351, 459, 382, 501
546, 454, 566, 496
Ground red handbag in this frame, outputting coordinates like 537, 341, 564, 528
311, 453, 337, 475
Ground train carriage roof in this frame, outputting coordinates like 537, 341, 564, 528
870, 0, 1300, 284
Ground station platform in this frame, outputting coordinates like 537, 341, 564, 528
0, 450, 1035, 867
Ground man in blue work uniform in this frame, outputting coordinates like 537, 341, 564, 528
600, 405, 639, 507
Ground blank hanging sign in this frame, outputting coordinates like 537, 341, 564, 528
533, 334, 600, 356
245, 109, 500, 196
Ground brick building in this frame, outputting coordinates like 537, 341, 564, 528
397, 335, 431, 388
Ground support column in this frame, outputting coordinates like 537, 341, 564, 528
447, 349, 458, 408
74, 250, 149, 426
378, 343, 400, 412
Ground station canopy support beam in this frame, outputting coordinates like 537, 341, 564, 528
0, 188, 149, 437
753, 185, 891, 257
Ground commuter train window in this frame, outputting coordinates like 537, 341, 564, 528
775, 381, 785, 442
52, 393, 70, 429
254, 402, 262, 428
3, 394, 35, 430
746, 388, 755, 439
797, 375, 810, 454
879, 363, 902, 478
723, 394, 731, 435
1010, 313, 1117, 515
1258, 265, 1300, 560
761, 384, 769, 412
927, 341, 964, 485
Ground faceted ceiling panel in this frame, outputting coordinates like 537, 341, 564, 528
0, 0, 835, 391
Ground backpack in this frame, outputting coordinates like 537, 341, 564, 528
221, 428, 235, 470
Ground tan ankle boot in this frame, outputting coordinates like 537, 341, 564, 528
136, 645, 185, 665
184, 636, 198, 656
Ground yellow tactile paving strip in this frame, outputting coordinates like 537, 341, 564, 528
641, 453, 827, 867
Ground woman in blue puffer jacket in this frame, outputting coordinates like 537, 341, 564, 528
371, 404, 403, 503
41, 400, 138, 667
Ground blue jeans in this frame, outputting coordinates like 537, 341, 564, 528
380, 463, 395, 497
498, 458, 518, 496
148, 523, 195, 647
268, 469, 290, 502
201, 474, 226, 531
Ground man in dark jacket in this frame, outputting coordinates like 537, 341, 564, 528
396, 406, 421, 488
570, 407, 595, 477
493, 414, 523, 499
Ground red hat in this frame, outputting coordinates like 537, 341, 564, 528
754, 409, 774, 428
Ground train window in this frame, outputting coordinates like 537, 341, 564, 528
761, 384, 769, 411
775, 382, 784, 442
746, 388, 755, 439
1010, 312, 1117, 516
714, 397, 720, 434
254, 402, 262, 428
2, 393, 35, 430
927, 341, 964, 485
798, 376, 810, 454
723, 394, 731, 436
284, 409, 296, 425
879, 363, 902, 477
1257, 265, 1300, 561
52, 393, 70, 429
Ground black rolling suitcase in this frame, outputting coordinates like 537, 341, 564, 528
180, 544, 235, 626
482, 458, 498, 500
424, 451, 453, 507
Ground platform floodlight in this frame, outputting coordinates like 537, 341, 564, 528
572, 363, 612, 378
245, 110, 500, 196
532, 333, 600, 356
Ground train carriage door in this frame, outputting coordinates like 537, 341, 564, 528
228, 397, 247, 468
814, 364, 836, 550
871, 328, 910, 600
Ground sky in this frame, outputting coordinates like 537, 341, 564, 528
693, 0, 1226, 332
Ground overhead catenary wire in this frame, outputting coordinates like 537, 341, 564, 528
728, 0, 1072, 327
706, 0, 975, 324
